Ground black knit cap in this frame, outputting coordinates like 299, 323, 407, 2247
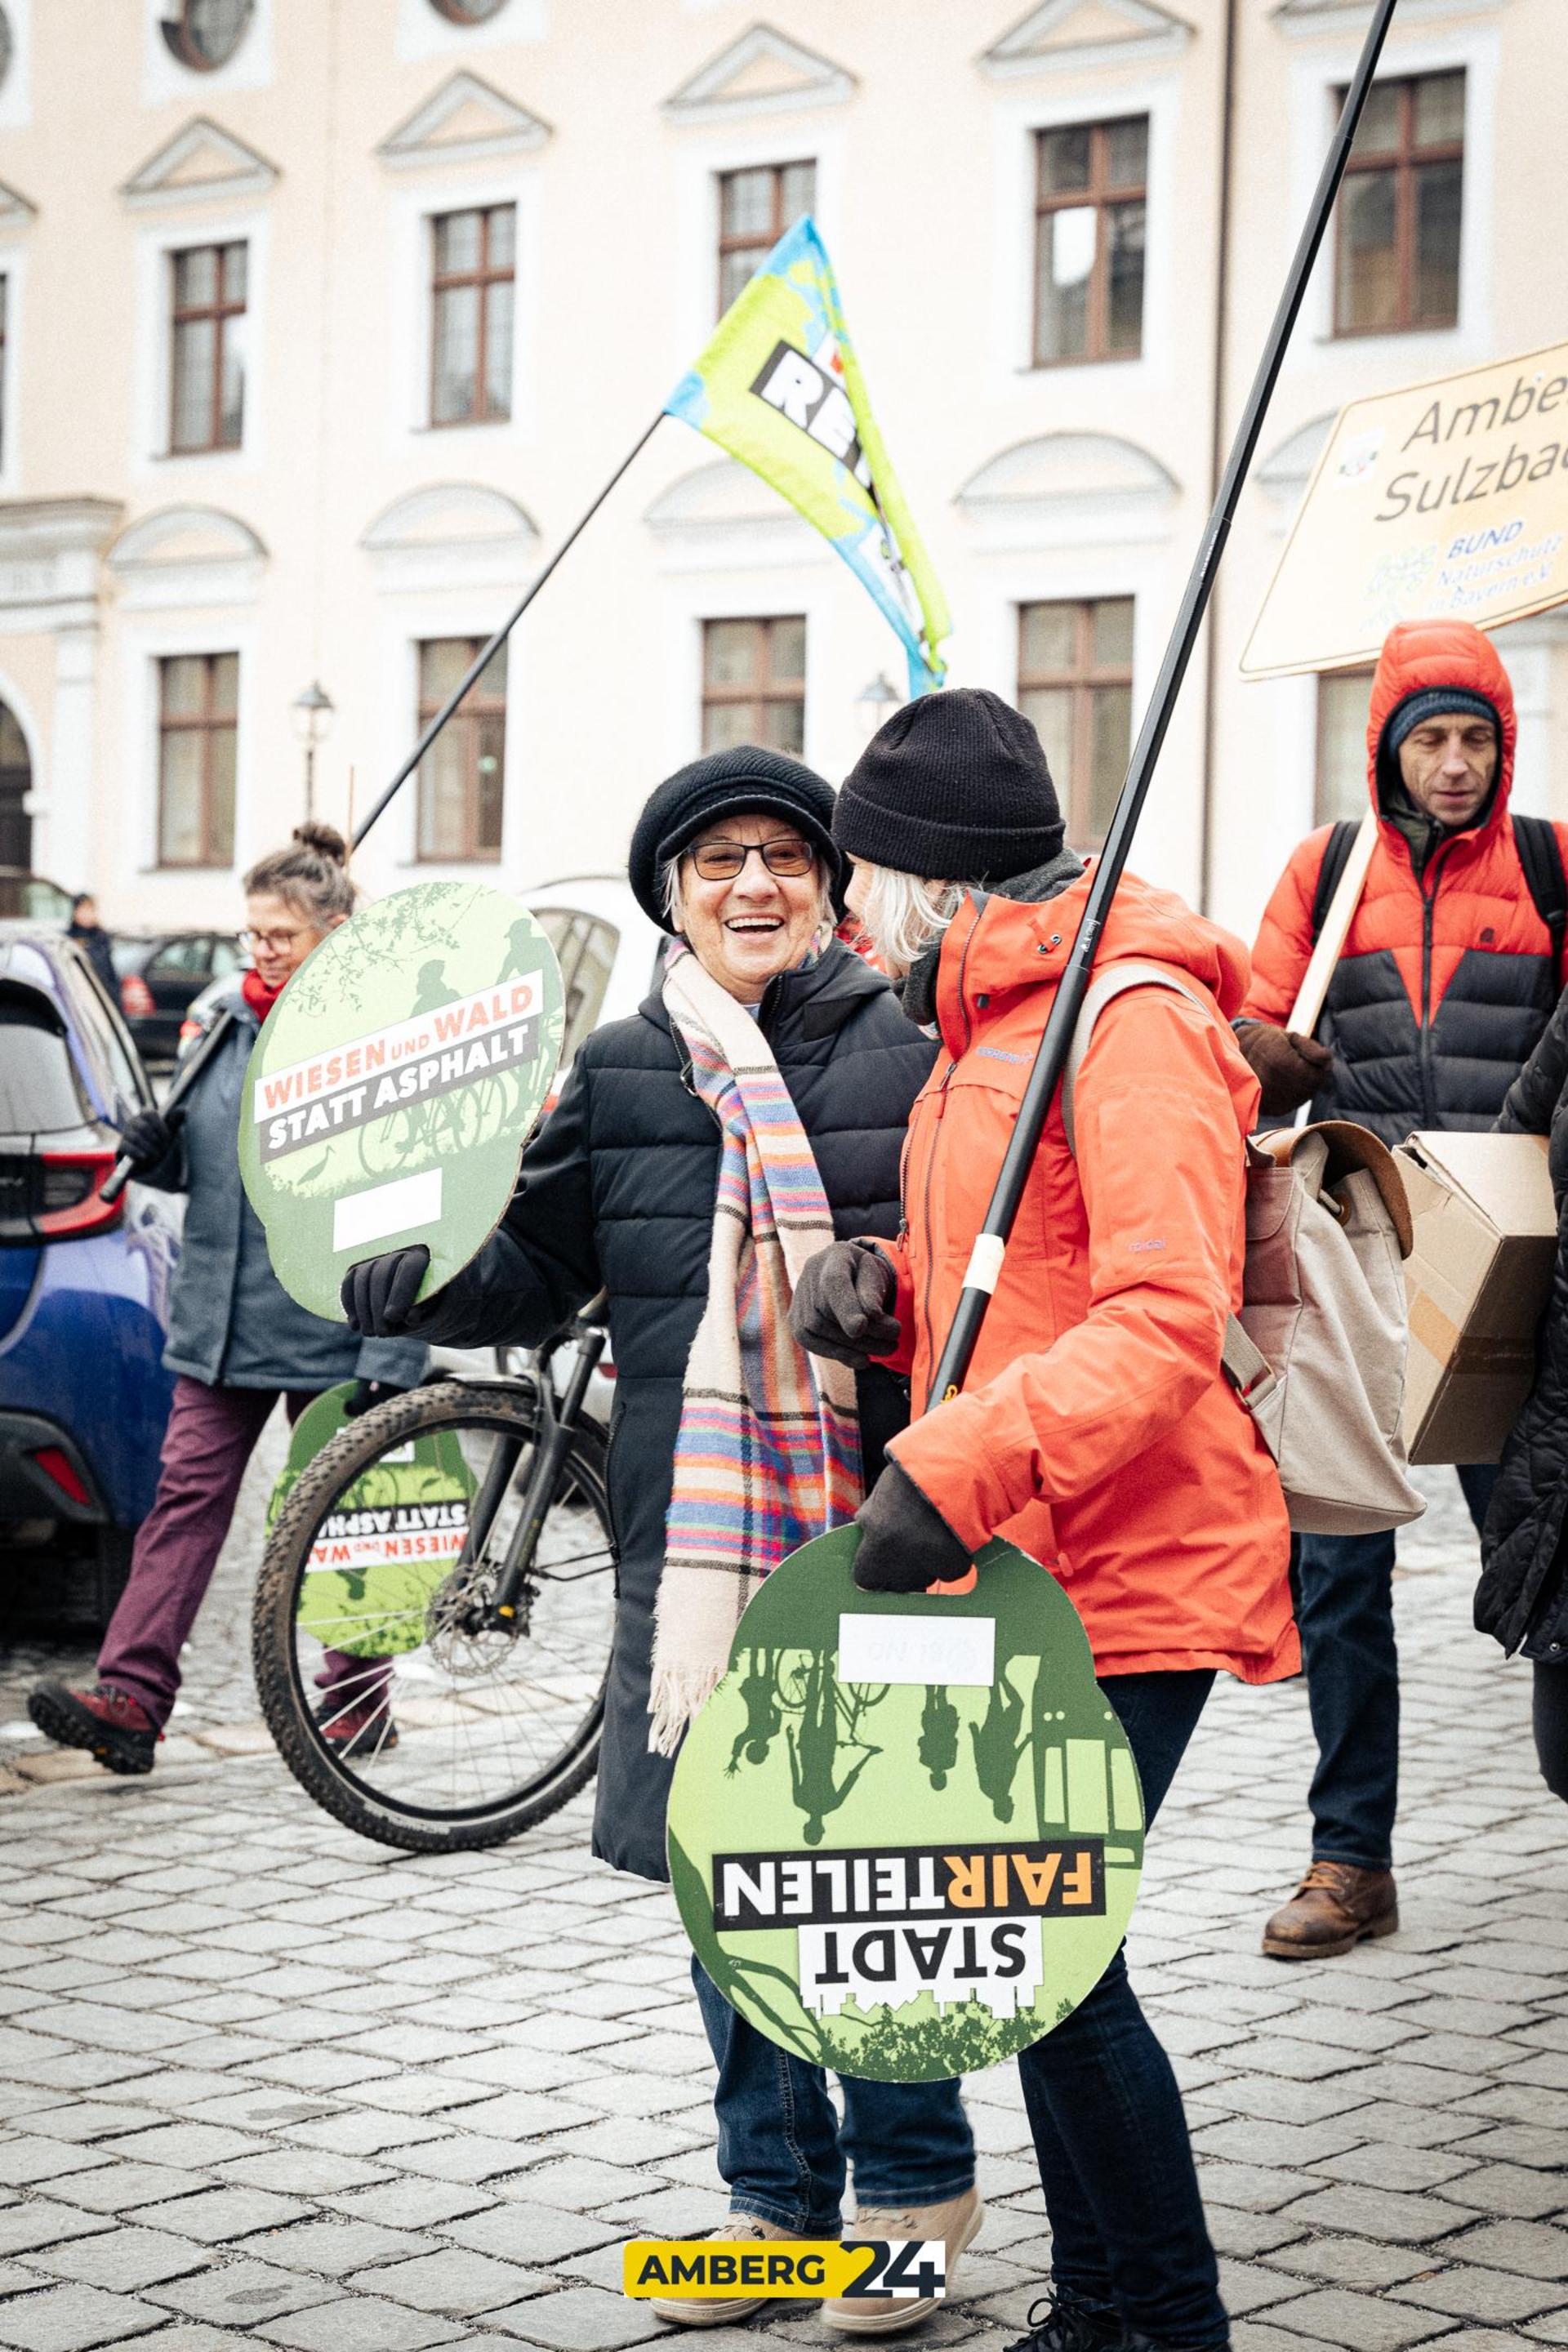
628, 745, 844, 933
1384, 685, 1499, 759
834, 687, 1064, 885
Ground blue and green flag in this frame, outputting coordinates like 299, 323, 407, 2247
665, 216, 951, 695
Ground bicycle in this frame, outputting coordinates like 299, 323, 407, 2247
251, 1303, 617, 1852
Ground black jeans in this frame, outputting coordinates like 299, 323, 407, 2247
1534, 1660, 1568, 1804
1017, 1668, 1225, 2351
1294, 1464, 1497, 1869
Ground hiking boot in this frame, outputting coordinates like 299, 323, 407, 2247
1262, 1860, 1398, 1960
824, 2186, 984, 2335
999, 2294, 1126, 2350
28, 1682, 158, 1776
314, 1698, 398, 1757
648, 2212, 824, 2327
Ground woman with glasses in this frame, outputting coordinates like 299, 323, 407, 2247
28, 826, 426, 1778
339, 749, 982, 2336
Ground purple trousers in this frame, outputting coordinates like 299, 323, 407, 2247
98, 1374, 376, 1730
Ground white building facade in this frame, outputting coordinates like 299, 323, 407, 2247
0, 0, 1561, 950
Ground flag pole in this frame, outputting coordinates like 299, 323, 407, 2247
924, 0, 1401, 1410
104, 416, 667, 1204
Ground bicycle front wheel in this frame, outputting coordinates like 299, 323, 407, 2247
252, 1380, 615, 1852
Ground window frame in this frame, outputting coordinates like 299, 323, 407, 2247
414, 635, 508, 863
1031, 114, 1149, 370
715, 159, 815, 318
428, 201, 516, 429
167, 238, 247, 455
1016, 597, 1135, 851
160, 0, 255, 73
1332, 69, 1465, 339
156, 649, 238, 871
701, 615, 808, 758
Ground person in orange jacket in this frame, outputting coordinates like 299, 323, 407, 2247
794, 688, 1295, 2352
1234, 619, 1568, 1966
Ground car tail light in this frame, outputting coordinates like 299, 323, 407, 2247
120, 973, 155, 1018
37, 1149, 122, 1238
29, 1446, 90, 1505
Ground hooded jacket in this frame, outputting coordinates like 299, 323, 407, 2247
872, 866, 1297, 1686
1242, 621, 1568, 1145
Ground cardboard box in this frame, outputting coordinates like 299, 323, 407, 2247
1395, 1131, 1557, 1465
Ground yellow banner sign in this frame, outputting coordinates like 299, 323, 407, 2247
1243, 341, 1568, 678
621, 2238, 947, 2303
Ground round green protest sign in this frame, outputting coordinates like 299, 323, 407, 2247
667, 1530, 1144, 2082
240, 883, 564, 1321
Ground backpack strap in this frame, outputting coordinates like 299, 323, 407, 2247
1309, 819, 1362, 945
1513, 813, 1568, 978
1061, 962, 1276, 1409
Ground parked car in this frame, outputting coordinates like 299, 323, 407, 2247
0, 871, 74, 924
114, 930, 244, 1067
0, 929, 178, 1629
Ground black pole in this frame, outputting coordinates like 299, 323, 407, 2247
926, 0, 1400, 1410
350, 413, 666, 852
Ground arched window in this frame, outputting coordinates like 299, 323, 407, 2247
429, 0, 511, 23
0, 10, 13, 94
0, 698, 32, 873
160, 0, 254, 73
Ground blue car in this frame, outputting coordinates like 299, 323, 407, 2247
0, 928, 178, 1628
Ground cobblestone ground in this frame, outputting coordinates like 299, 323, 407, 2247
0, 1458, 1562, 2350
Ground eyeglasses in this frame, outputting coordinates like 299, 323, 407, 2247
239, 925, 311, 955
687, 839, 816, 882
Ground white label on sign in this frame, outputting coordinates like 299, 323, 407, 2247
332, 1168, 443, 1254
837, 1613, 994, 1689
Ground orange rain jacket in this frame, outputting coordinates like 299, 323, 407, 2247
1242, 621, 1568, 1141
874, 868, 1298, 1686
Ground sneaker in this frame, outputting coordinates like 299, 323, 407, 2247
1261, 1860, 1398, 1960
648, 2212, 824, 2328
314, 1698, 398, 1757
28, 1682, 158, 1776
1000, 2298, 1127, 2352
823, 2186, 984, 2336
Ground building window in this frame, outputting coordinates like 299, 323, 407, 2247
702, 617, 806, 755
1033, 118, 1147, 368
158, 653, 238, 869
430, 0, 511, 20
1018, 599, 1134, 850
430, 205, 514, 426
169, 243, 247, 454
1316, 667, 1375, 823
717, 163, 816, 316
160, 0, 255, 70
1334, 70, 1464, 336
0, 275, 8, 468
416, 638, 507, 861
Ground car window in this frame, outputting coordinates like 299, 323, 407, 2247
0, 991, 91, 1133
111, 938, 154, 978
209, 935, 242, 977
149, 935, 212, 981
532, 909, 619, 1062
55, 948, 149, 1117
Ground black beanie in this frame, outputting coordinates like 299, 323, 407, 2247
834, 688, 1064, 885
628, 745, 843, 932
1383, 685, 1499, 760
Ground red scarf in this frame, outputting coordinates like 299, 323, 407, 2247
242, 968, 284, 1023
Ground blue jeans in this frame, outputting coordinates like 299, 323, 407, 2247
1295, 1464, 1496, 1870
1017, 1668, 1225, 2350
691, 1957, 974, 2233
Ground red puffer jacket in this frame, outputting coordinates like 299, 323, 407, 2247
1242, 620, 1568, 1143
874, 867, 1297, 1687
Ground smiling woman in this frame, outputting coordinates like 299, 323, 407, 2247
664, 814, 829, 1004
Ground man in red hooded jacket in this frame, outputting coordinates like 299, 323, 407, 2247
1236, 619, 1568, 1962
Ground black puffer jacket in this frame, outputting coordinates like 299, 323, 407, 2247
1477, 988, 1568, 1659
411, 942, 937, 1878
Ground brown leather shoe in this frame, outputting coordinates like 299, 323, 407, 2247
1262, 1860, 1398, 1959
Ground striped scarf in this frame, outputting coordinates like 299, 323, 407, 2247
648, 947, 862, 1755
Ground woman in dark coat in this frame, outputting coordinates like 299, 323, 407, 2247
1477, 986, 1568, 1800
342, 748, 982, 2336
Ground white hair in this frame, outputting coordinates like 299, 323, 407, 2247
857, 865, 964, 981
661, 847, 833, 937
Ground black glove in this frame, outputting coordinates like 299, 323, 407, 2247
343, 1378, 410, 1419
791, 1241, 900, 1369
853, 1459, 972, 1594
1234, 1021, 1334, 1117
341, 1245, 433, 1336
117, 1106, 183, 1172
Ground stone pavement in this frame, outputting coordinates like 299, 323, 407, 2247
0, 1467, 1563, 2350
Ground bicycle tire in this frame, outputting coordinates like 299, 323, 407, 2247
253, 1379, 612, 1854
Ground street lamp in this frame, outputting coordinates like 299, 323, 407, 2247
291, 681, 335, 822
854, 671, 901, 742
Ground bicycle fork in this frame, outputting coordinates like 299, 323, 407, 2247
487, 1326, 608, 1627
